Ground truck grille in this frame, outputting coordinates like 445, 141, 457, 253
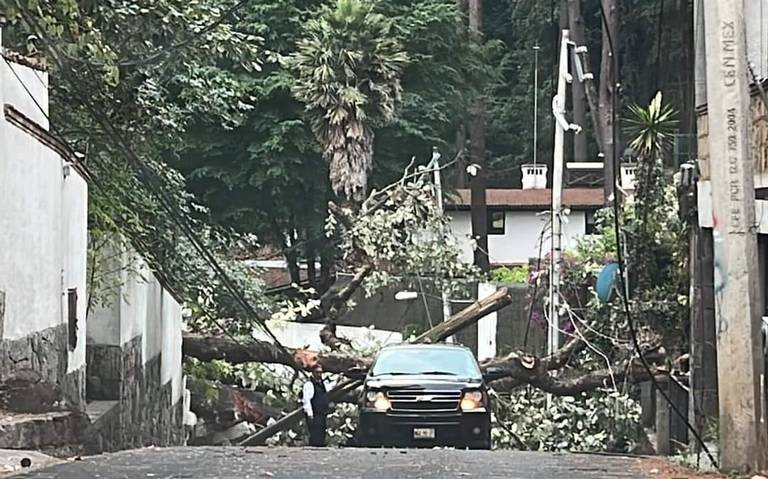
387, 389, 461, 412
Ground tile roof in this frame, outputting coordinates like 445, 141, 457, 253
448, 188, 604, 209
1, 49, 48, 71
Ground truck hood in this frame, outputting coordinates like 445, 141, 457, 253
364, 375, 483, 390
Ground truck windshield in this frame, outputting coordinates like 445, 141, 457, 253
371, 347, 482, 379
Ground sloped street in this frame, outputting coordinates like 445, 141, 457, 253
11, 447, 671, 479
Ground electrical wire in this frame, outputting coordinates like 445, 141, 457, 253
523, 220, 550, 350
2, 56, 48, 121
597, 2, 718, 467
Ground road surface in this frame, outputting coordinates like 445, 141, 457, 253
9, 446, 664, 478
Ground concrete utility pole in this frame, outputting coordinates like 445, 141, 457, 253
430, 148, 454, 343
550, 30, 581, 356
549, 30, 570, 356
702, 0, 767, 472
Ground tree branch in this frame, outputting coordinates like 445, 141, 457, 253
182, 335, 371, 373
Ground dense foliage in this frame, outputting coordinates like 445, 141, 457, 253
3, 0, 695, 450
492, 390, 642, 452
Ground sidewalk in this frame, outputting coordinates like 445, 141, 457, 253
0, 449, 62, 477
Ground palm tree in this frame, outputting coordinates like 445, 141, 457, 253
289, 0, 408, 203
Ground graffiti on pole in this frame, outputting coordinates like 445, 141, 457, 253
712, 215, 729, 337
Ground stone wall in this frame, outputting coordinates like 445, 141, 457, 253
85, 336, 186, 453
0, 323, 85, 412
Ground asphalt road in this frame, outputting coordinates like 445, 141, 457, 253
10, 446, 655, 478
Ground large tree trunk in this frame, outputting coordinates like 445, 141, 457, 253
285, 249, 301, 285
567, 0, 605, 155
455, 0, 468, 189
564, 0, 587, 163
468, 0, 489, 272
187, 377, 283, 430
183, 335, 371, 373
305, 235, 317, 289
455, 123, 467, 189
599, 0, 620, 201
318, 248, 334, 294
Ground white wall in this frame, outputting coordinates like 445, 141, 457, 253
1, 53, 49, 129
448, 209, 589, 265
86, 238, 185, 404
63, 171, 89, 372
0, 62, 86, 350
160, 288, 183, 404
746, 0, 768, 80
252, 321, 402, 350
0, 115, 63, 339
144, 279, 164, 361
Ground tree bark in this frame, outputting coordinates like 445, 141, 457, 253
598, 0, 619, 201
306, 236, 317, 289
285, 249, 301, 285
187, 377, 283, 430
318, 248, 334, 294
183, 334, 371, 373
567, 0, 605, 154
468, 0, 489, 272
455, 123, 467, 189
566, 2, 587, 163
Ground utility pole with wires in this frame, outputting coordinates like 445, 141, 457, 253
429, 148, 454, 343
549, 29, 582, 357
702, 0, 767, 472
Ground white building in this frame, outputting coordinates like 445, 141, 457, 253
0, 43, 89, 409
0, 31, 188, 453
446, 166, 605, 266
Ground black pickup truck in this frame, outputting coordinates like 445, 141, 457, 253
349, 343, 502, 449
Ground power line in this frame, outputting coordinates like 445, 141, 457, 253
3, 30, 302, 374
2, 56, 49, 121
597, 2, 718, 467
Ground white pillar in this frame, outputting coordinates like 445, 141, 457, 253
476, 282, 497, 361
702, 0, 767, 472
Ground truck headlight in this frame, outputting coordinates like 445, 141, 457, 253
365, 391, 391, 412
460, 390, 485, 412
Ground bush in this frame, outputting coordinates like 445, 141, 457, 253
492, 389, 642, 452
490, 265, 529, 284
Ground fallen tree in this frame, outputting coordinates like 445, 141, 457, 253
186, 285, 672, 402
183, 335, 371, 374
184, 287, 514, 372
187, 377, 283, 429
236, 287, 514, 445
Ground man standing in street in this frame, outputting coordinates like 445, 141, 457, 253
302, 363, 330, 446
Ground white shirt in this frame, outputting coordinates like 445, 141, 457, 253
302, 378, 334, 417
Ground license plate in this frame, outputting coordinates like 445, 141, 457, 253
413, 428, 435, 439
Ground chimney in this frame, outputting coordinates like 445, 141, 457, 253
620, 164, 637, 191
521, 164, 548, 190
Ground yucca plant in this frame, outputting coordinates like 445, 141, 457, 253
288, 0, 408, 202
624, 91, 678, 158
623, 92, 680, 293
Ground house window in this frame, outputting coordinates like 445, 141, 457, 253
585, 210, 597, 235
488, 210, 505, 235
67, 288, 78, 350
